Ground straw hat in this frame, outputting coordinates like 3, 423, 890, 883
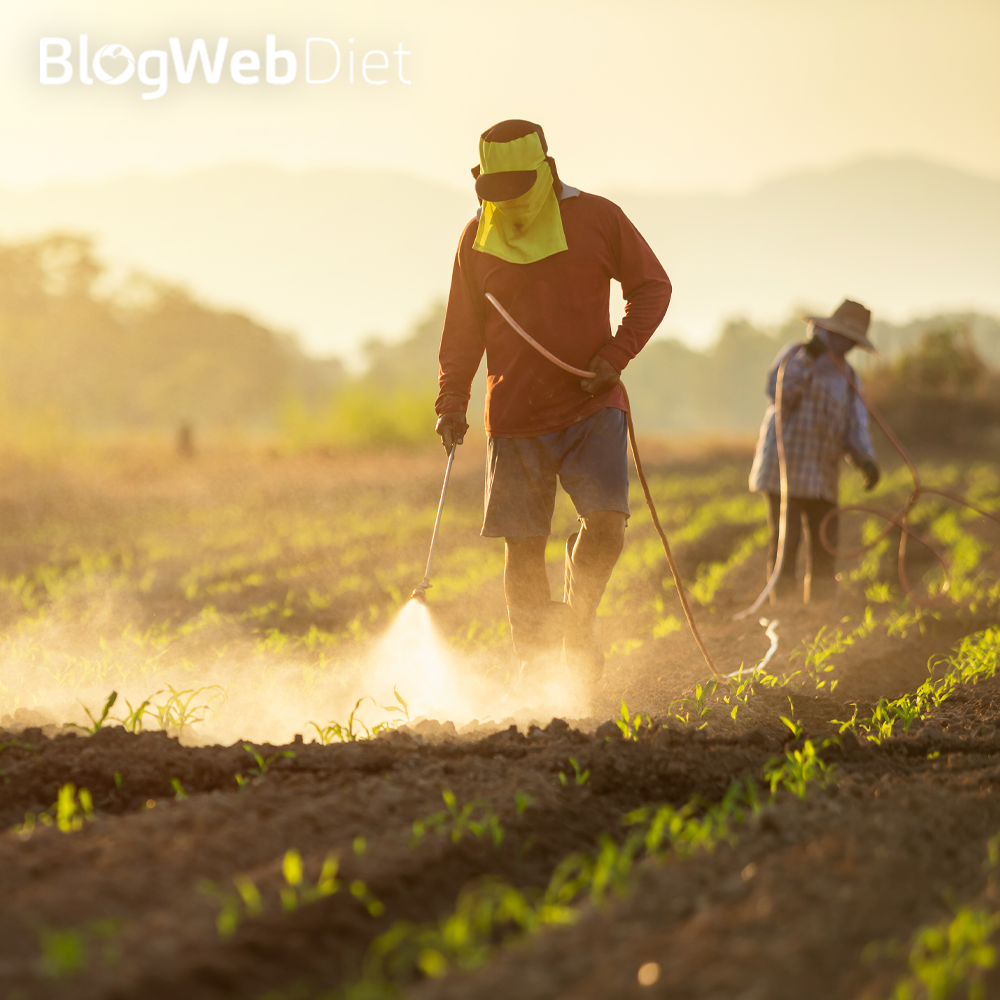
804, 299, 877, 354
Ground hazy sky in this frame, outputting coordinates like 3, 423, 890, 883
4, 0, 1000, 193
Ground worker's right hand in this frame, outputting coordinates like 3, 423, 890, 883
859, 458, 880, 491
435, 411, 469, 452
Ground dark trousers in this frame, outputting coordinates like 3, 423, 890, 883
766, 493, 839, 594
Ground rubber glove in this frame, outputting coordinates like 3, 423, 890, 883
581, 355, 620, 396
435, 411, 469, 451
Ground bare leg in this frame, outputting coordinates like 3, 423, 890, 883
564, 510, 627, 686
504, 536, 549, 608
504, 536, 563, 678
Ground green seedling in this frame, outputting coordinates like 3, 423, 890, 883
242, 744, 295, 778
564, 758, 589, 786
763, 741, 836, 799
114, 693, 160, 734
353, 836, 367, 856
350, 880, 386, 917
15, 783, 98, 836
780, 716, 804, 741
233, 875, 263, 917
831, 704, 860, 736
113, 771, 122, 789
352, 777, 768, 996
280, 848, 346, 912
198, 881, 244, 939
381, 686, 410, 723
37, 919, 120, 979
693, 681, 717, 719
515, 789, 533, 815
67, 691, 118, 736
885, 905, 1000, 1000
310, 696, 385, 744
170, 778, 188, 800
410, 790, 503, 848
151, 685, 226, 739
615, 700, 651, 741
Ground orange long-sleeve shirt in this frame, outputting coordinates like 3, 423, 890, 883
435, 192, 672, 438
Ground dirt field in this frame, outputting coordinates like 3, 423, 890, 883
1, 438, 999, 999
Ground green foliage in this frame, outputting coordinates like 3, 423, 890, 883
242, 744, 295, 778
764, 741, 836, 799
890, 907, 999, 1000
199, 848, 361, 939
150, 685, 226, 739
410, 790, 504, 849
67, 690, 117, 736
349, 778, 766, 998
280, 385, 438, 450
615, 699, 654, 740
835, 628, 1000, 744
309, 695, 404, 745
15, 782, 95, 837
37, 919, 120, 979
558, 757, 590, 787
0, 234, 340, 435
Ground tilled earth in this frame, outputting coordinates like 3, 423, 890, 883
3, 656, 1000, 1000
3, 445, 1000, 998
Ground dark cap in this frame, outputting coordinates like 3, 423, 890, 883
472, 119, 556, 202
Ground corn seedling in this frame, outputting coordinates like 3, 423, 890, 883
515, 789, 533, 815
198, 881, 244, 939
558, 757, 590, 787
780, 715, 804, 741
242, 744, 295, 778
763, 741, 836, 799
349, 778, 768, 998
616, 700, 652, 740
887, 906, 1000, 1000
37, 919, 120, 980
151, 685, 226, 739
16, 783, 97, 838
410, 789, 504, 848
351, 875, 577, 995
114, 693, 160, 734
170, 778, 188, 800
309, 696, 385, 744
67, 691, 117, 736
831, 704, 860, 736
381, 686, 410, 723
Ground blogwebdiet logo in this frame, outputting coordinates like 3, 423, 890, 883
39, 36, 412, 99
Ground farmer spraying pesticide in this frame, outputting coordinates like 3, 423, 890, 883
433, 119, 672, 696
748, 300, 881, 605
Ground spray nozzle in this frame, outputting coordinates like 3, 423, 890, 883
410, 579, 430, 604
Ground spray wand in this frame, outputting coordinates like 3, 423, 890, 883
411, 443, 458, 604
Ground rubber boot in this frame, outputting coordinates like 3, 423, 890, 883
508, 602, 567, 686
563, 513, 626, 690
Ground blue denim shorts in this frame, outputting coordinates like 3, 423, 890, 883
482, 407, 630, 538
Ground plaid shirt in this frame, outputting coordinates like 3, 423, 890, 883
748, 342, 875, 503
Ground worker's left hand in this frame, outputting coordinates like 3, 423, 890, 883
581, 355, 620, 396
859, 458, 880, 491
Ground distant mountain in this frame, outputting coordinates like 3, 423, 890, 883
609, 158, 1000, 346
1, 157, 998, 358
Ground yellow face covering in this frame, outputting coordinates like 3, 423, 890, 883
472, 132, 568, 265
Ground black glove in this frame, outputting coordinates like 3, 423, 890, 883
859, 458, 880, 491
435, 411, 469, 451
580, 355, 620, 396
803, 335, 826, 359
